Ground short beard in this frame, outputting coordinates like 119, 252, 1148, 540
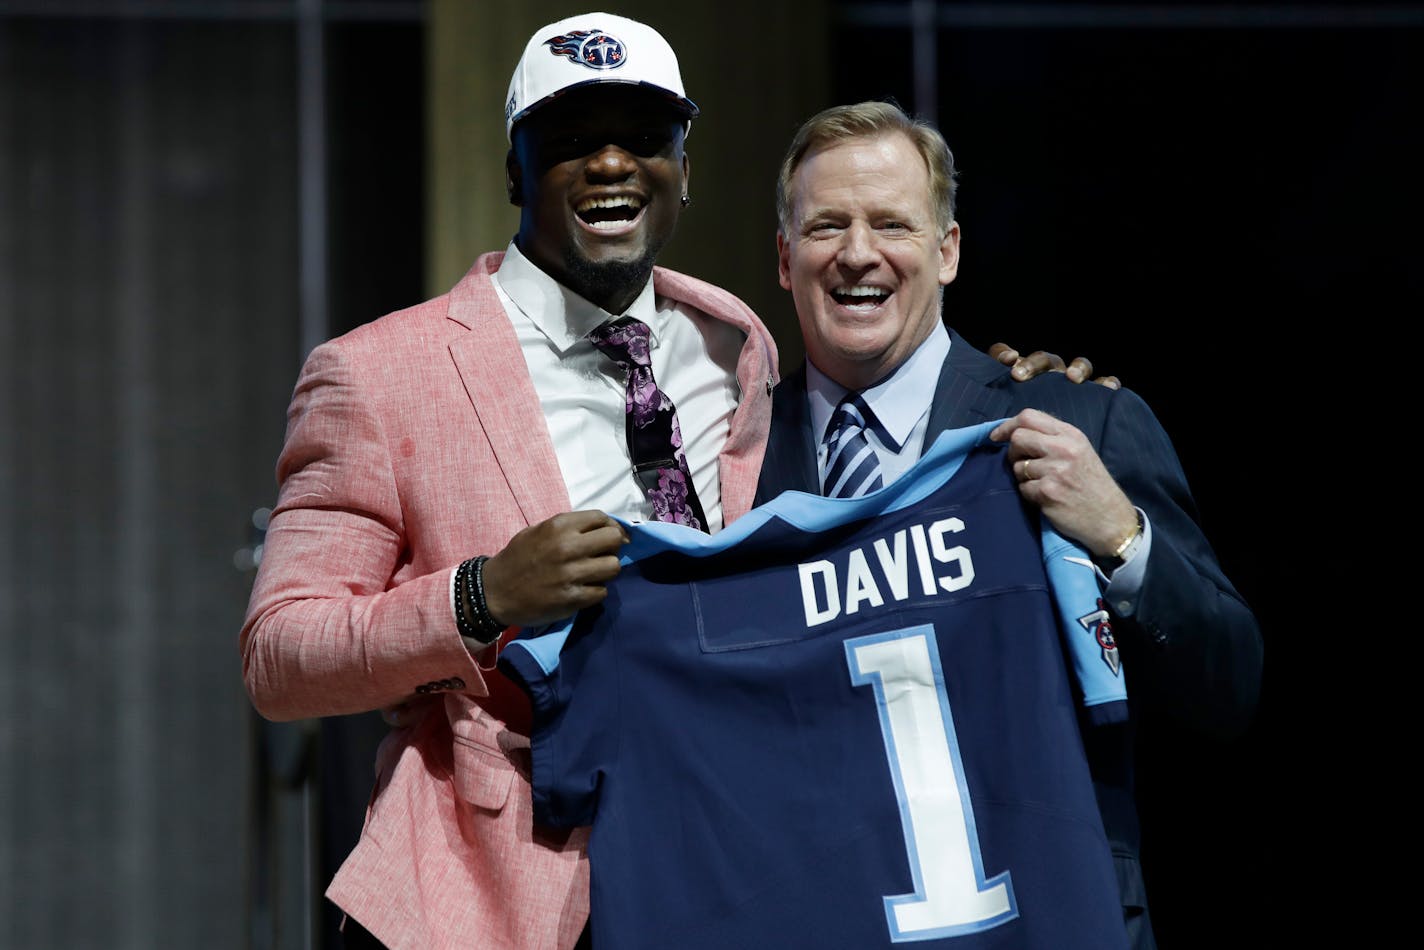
562, 247, 659, 314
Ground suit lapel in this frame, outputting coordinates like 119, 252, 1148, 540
926, 329, 1016, 434
757, 364, 821, 503
446, 254, 571, 527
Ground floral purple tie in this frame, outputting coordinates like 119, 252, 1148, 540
587, 317, 709, 532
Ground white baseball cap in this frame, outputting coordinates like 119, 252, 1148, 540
505, 12, 699, 141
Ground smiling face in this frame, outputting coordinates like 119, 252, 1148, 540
778, 132, 960, 391
509, 85, 690, 314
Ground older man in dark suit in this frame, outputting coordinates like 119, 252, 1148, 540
755, 100, 1262, 949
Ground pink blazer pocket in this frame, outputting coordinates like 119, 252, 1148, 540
447, 696, 528, 812
450, 733, 517, 811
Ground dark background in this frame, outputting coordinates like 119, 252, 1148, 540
827, 10, 1419, 945
824, 9, 1419, 946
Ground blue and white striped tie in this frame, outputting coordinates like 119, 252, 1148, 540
822, 393, 884, 498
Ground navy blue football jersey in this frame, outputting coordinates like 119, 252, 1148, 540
500, 422, 1129, 949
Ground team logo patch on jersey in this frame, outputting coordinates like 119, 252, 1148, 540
544, 29, 627, 70
1076, 597, 1122, 676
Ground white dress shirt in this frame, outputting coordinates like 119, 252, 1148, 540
492, 243, 745, 532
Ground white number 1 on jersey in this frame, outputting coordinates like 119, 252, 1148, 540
846, 624, 1018, 942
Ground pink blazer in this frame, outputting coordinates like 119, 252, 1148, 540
241, 253, 778, 950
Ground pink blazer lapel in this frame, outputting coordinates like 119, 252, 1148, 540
653, 267, 779, 524
446, 253, 571, 528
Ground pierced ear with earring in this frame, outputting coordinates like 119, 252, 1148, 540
680, 194, 691, 208
505, 151, 523, 207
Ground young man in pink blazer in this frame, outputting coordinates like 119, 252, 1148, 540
242, 14, 778, 949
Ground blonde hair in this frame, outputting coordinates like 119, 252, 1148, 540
776, 100, 958, 235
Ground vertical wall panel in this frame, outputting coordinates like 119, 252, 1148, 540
0, 16, 299, 949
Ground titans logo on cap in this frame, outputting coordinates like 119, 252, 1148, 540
544, 29, 627, 70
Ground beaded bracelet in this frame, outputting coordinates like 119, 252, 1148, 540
454, 556, 504, 643
452, 559, 475, 640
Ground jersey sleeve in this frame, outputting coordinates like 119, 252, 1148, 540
1041, 525, 1129, 726
499, 618, 619, 828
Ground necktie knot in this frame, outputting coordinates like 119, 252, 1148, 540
587, 316, 652, 369
823, 393, 877, 444
590, 318, 664, 428
823, 392, 884, 498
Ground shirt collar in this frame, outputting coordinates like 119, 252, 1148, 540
493, 242, 661, 353
807, 321, 951, 450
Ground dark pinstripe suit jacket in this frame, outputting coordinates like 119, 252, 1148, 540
755, 329, 1263, 950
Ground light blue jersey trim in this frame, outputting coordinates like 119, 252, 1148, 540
511, 624, 575, 677
507, 419, 1131, 718
616, 420, 1001, 566
1043, 526, 1129, 717
506, 424, 995, 676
